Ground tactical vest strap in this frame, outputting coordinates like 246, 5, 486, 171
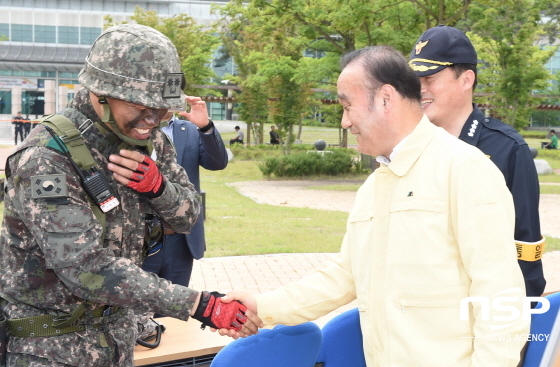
39, 114, 107, 239
41, 114, 96, 170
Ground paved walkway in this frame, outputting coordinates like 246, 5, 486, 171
1, 141, 560, 325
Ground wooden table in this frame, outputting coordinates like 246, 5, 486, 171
134, 317, 232, 366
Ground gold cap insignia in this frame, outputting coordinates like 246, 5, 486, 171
415, 40, 429, 55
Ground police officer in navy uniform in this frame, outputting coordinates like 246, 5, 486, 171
409, 25, 545, 299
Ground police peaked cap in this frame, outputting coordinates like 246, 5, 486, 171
408, 25, 478, 77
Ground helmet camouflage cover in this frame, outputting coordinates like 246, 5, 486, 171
78, 23, 186, 110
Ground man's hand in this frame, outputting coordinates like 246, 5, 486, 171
108, 150, 165, 198
214, 292, 262, 339
191, 291, 251, 332
179, 96, 210, 128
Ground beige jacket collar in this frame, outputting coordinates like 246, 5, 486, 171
385, 115, 437, 177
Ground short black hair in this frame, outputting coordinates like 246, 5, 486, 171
235, 126, 240, 130
340, 46, 421, 102
448, 63, 478, 91
551, 129, 556, 134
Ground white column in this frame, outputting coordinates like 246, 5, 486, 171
44, 80, 56, 115
58, 86, 68, 111
11, 86, 22, 115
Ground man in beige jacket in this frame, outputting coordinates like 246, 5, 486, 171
220, 46, 530, 366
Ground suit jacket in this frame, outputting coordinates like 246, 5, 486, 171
171, 118, 228, 259
256, 116, 529, 367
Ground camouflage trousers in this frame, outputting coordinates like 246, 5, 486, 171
5, 309, 137, 367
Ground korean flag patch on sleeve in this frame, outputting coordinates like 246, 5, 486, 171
31, 174, 68, 199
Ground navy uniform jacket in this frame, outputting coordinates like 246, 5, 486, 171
171, 118, 228, 259
459, 105, 545, 297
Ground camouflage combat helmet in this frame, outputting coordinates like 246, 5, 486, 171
78, 23, 185, 110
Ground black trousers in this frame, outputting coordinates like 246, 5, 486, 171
142, 234, 194, 288
14, 126, 24, 145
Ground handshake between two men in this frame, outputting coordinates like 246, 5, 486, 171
192, 291, 262, 337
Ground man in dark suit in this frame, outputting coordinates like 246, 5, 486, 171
12, 111, 24, 144
142, 96, 228, 287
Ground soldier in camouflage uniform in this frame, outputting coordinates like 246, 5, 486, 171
0, 24, 259, 367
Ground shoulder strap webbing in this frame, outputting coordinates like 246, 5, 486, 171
40, 114, 106, 234
41, 114, 96, 170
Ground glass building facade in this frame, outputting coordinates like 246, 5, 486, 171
0, 0, 234, 120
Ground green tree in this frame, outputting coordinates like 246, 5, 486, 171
407, 0, 474, 29
531, 72, 560, 127
217, 9, 269, 145
468, 0, 555, 129
216, 0, 425, 150
217, 2, 316, 151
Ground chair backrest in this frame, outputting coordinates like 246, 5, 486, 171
210, 322, 323, 367
316, 308, 366, 367
523, 292, 560, 367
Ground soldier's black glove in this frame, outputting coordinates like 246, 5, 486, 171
192, 291, 248, 331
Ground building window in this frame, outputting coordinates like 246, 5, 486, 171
59, 26, 79, 44
0, 90, 12, 115
35, 25, 56, 43
12, 24, 33, 42
59, 80, 79, 84
80, 27, 102, 45
59, 72, 79, 79
0, 24, 9, 40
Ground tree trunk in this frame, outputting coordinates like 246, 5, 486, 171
247, 123, 251, 146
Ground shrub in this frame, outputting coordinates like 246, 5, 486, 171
520, 130, 548, 139
259, 150, 355, 177
229, 143, 350, 160
229, 144, 284, 161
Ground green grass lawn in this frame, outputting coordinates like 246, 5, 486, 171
201, 161, 349, 257
541, 184, 560, 194
546, 236, 560, 252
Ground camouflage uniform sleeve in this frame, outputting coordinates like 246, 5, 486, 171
149, 131, 201, 233
10, 147, 198, 319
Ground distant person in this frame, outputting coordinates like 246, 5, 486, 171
409, 25, 545, 299
269, 125, 280, 145
543, 129, 558, 149
229, 125, 244, 145
11, 111, 24, 145
22, 114, 31, 138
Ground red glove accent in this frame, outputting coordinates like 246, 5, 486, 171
200, 296, 248, 331
126, 155, 165, 198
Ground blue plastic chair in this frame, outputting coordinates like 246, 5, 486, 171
316, 308, 366, 367
210, 322, 323, 367
523, 292, 560, 367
